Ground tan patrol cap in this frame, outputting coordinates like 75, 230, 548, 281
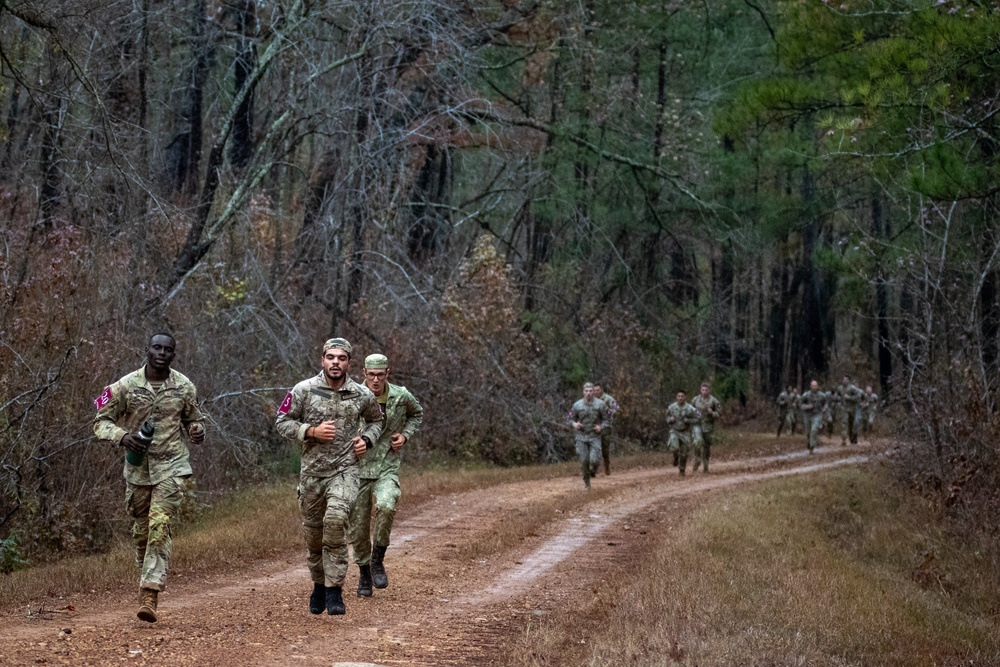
323, 337, 353, 355
364, 353, 389, 369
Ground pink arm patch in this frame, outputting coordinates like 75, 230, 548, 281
277, 392, 293, 415
94, 386, 113, 410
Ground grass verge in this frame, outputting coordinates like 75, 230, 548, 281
512, 465, 1000, 666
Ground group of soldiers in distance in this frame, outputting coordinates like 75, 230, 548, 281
568, 381, 722, 487
775, 375, 879, 453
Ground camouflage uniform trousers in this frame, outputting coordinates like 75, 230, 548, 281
803, 413, 823, 452
862, 407, 876, 434
668, 430, 693, 473
840, 406, 862, 445
298, 469, 360, 588
125, 475, 189, 592
349, 473, 401, 566
599, 431, 613, 475
778, 408, 797, 436
692, 426, 714, 471
575, 435, 601, 483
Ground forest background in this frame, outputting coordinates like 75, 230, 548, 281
1, 0, 998, 566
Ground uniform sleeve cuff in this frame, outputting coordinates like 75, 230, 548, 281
297, 423, 310, 441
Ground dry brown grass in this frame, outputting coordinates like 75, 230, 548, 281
512, 465, 1000, 666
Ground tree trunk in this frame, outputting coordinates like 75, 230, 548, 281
230, 0, 257, 172
872, 196, 893, 400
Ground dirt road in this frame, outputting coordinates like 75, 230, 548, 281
0, 441, 870, 666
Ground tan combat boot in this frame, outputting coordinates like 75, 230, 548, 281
137, 587, 158, 623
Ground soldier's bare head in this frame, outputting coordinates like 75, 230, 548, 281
676, 390, 686, 403
593, 384, 603, 397
810, 379, 819, 391
583, 382, 594, 400
700, 382, 710, 397
842, 375, 850, 384
145, 333, 176, 376
865, 385, 873, 392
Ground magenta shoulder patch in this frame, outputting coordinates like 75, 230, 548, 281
277, 392, 293, 415
94, 386, 113, 410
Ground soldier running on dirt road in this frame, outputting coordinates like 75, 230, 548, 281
275, 338, 383, 616
93, 332, 205, 623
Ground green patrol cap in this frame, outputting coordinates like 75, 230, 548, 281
364, 353, 389, 369
323, 337, 353, 355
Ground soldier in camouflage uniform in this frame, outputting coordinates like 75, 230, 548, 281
567, 383, 608, 489
275, 338, 383, 616
776, 385, 797, 437
691, 382, 721, 473
834, 375, 864, 446
666, 390, 701, 476
861, 385, 878, 435
823, 388, 837, 436
350, 354, 423, 597
593, 384, 620, 476
799, 380, 826, 454
93, 333, 205, 623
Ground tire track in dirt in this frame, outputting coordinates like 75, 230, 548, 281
0, 442, 871, 666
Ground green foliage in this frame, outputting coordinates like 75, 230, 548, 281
0, 534, 29, 574
713, 368, 749, 402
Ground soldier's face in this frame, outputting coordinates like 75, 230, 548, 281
364, 368, 388, 395
146, 336, 175, 371
810, 381, 819, 391
700, 385, 709, 398
593, 385, 603, 397
583, 386, 594, 400
322, 348, 350, 381
676, 392, 686, 404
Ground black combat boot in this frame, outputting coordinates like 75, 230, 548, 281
371, 546, 389, 589
357, 564, 373, 597
309, 582, 325, 614
326, 586, 346, 615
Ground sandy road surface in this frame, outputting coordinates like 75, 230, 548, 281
0, 442, 871, 666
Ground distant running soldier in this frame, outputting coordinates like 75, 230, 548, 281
350, 353, 423, 597
93, 333, 205, 623
861, 385, 879, 435
666, 390, 701, 476
275, 338, 383, 616
593, 384, 620, 476
834, 375, 864, 445
823, 388, 837, 436
691, 382, 721, 473
776, 385, 798, 437
799, 380, 826, 454
567, 383, 608, 489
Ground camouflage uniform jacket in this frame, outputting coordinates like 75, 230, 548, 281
790, 391, 802, 409
568, 398, 608, 435
799, 390, 826, 415
861, 391, 879, 410
666, 401, 701, 432
692, 394, 722, 433
93, 367, 204, 486
597, 393, 620, 427
777, 391, 791, 408
835, 383, 864, 407
357, 382, 423, 480
275, 373, 383, 478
